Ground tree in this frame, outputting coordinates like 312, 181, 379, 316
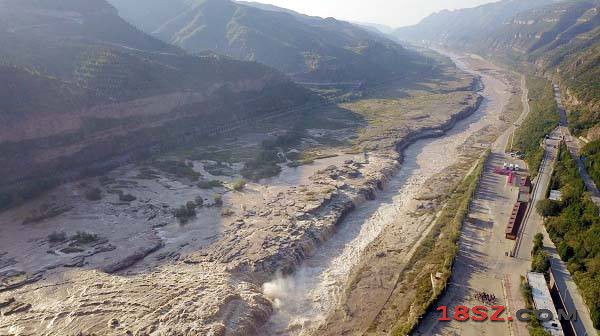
532, 233, 544, 256
558, 241, 575, 261
592, 305, 600, 329
532, 251, 550, 274
174, 203, 197, 222
536, 199, 561, 217
232, 179, 246, 191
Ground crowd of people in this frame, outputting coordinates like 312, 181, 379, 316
473, 291, 497, 305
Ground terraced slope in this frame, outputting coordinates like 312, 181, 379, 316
0, 0, 312, 210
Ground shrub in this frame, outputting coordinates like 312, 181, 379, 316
532, 233, 544, 256
592, 305, 600, 330
174, 204, 196, 222
152, 160, 201, 181
232, 179, 246, 191
48, 231, 67, 243
531, 233, 550, 275
558, 241, 575, 261
531, 251, 550, 274
214, 195, 223, 207
72, 231, 98, 245
520, 281, 533, 307
529, 325, 552, 336
194, 196, 204, 207
84, 187, 102, 201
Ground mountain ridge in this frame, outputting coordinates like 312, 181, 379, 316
394, 0, 599, 137
107, 0, 418, 82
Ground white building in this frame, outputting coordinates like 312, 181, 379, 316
527, 272, 564, 336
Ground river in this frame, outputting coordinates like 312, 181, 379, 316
260, 51, 511, 335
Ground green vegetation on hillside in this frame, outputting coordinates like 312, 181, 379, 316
394, 0, 554, 45
513, 76, 559, 175
583, 140, 600, 188
545, 143, 600, 329
396, 0, 600, 136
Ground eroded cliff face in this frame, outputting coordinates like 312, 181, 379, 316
0, 75, 278, 143
563, 87, 600, 140
0, 68, 309, 199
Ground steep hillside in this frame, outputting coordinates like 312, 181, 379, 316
394, 0, 561, 46
395, 0, 599, 135
108, 0, 418, 82
0, 0, 312, 208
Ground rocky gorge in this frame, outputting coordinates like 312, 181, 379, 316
0, 52, 494, 335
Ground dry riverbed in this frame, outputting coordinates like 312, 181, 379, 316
0, 53, 504, 335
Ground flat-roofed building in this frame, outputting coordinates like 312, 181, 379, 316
527, 272, 564, 336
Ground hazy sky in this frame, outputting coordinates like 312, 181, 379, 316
250, 0, 499, 28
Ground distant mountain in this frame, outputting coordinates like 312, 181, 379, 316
0, 0, 311, 206
107, 0, 418, 82
394, 0, 563, 46
352, 22, 395, 35
394, 0, 599, 135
